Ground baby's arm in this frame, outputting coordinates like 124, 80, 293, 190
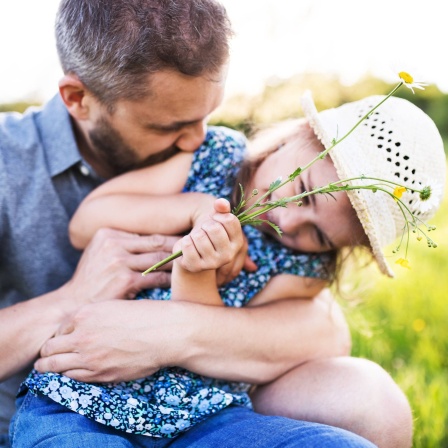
171, 198, 244, 306
69, 152, 215, 249
249, 274, 328, 307
69, 191, 215, 249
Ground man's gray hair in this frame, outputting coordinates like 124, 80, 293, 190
55, 0, 232, 106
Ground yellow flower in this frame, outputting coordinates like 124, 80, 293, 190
395, 258, 411, 269
412, 318, 426, 333
393, 186, 407, 201
398, 71, 413, 83
398, 71, 427, 93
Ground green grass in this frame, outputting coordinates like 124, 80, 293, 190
344, 166, 448, 447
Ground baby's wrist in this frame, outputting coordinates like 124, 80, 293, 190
171, 262, 217, 302
190, 193, 217, 226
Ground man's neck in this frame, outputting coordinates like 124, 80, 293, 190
70, 117, 113, 179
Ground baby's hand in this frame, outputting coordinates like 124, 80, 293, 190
175, 198, 244, 273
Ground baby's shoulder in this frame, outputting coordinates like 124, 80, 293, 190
202, 126, 247, 162
183, 127, 247, 197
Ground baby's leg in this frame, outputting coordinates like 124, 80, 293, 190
10, 391, 135, 448
250, 356, 413, 448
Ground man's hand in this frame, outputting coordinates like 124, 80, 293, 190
63, 228, 178, 306
0, 228, 178, 381
35, 299, 183, 382
33, 289, 351, 386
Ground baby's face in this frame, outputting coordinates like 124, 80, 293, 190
248, 126, 368, 253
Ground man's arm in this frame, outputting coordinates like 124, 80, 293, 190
35, 288, 350, 384
178, 289, 351, 383
0, 229, 177, 381
0, 287, 73, 382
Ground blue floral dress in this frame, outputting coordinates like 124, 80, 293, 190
22, 127, 332, 438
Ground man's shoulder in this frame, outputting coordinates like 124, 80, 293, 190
0, 106, 42, 148
0, 96, 69, 151
0, 107, 45, 181
0, 95, 79, 178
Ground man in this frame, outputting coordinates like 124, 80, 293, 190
0, 1, 411, 447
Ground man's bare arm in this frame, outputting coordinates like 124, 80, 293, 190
35, 289, 350, 384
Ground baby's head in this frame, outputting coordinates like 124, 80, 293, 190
242, 92, 446, 276
301, 91, 446, 276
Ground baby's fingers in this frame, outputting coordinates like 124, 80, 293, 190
211, 211, 244, 252
180, 220, 232, 272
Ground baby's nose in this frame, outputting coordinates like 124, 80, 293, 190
277, 205, 306, 234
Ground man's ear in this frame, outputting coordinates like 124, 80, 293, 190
58, 74, 93, 120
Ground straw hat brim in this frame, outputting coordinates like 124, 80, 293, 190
301, 91, 395, 277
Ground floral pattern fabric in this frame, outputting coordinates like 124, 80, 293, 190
22, 127, 332, 438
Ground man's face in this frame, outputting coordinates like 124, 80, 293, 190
80, 68, 227, 178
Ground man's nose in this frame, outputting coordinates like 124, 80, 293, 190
175, 121, 207, 152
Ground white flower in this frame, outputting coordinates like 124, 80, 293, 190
417, 182, 443, 215
48, 391, 62, 403
404, 174, 443, 217
70, 400, 79, 411
90, 386, 102, 397
165, 395, 181, 406
398, 71, 427, 93
126, 397, 139, 407
78, 394, 92, 408
211, 393, 224, 404
161, 424, 176, 434
159, 405, 174, 415
48, 380, 60, 391
199, 388, 209, 398
59, 386, 73, 400
175, 419, 191, 430
198, 399, 210, 412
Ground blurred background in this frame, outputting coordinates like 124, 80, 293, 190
1, 1, 447, 445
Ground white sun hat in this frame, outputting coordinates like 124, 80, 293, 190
301, 91, 446, 277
